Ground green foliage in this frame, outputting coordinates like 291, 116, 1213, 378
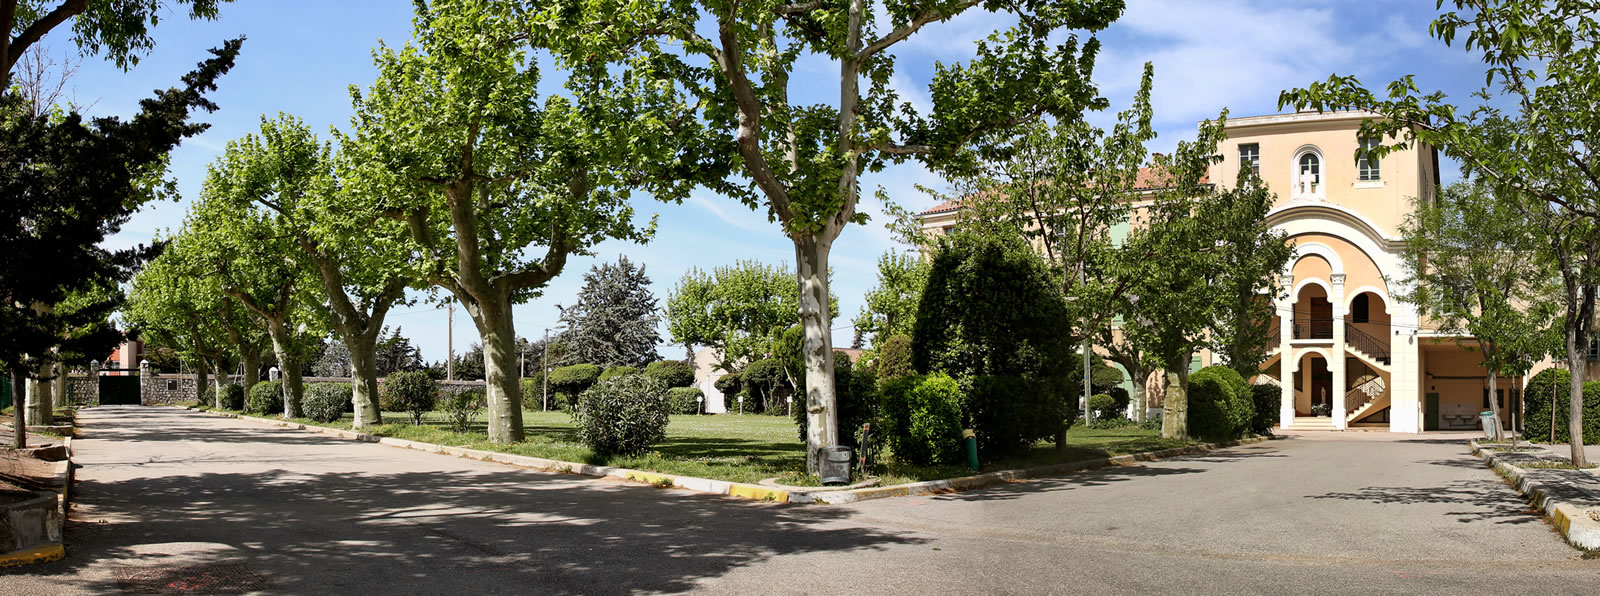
548, 364, 602, 408
1, 1, 231, 75
217, 384, 245, 410
380, 371, 437, 425
573, 374, 671, 457
443, 390, 485, 434
303, 382, 350, 423
882, 374, 965, 467
875, 334, 915, 386
965, 374, 1077, 457
520, 376, 553, 411
794, 352, 880, 454
1186, 366, 1254, 440
854, 251, 929, 347
741, 358, 788, 415
643, 360, 694, 389
246, 380, 283, 415
559, 257, 662, 368
667, 387, 705, 415
1204, 174, 1296, 379
664, 261, 837, 371
713, 372, 742, 398
1088, 394, 1118, 419
1525, 369, 1600, 445
1248, 384, 1281, 436
600, 366, 640, 382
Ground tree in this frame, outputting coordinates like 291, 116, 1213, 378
558, 257, 662, 368
531, 0, 1127, 473
347, 1, 705, 443
1397, 181, 1561, 438
206, 114, 415, 429
1206, 173, 1295, 380
1279, 0, 1599, 465
1, 39, 241, 447
375, 326, 424, 375
123, 232, 248, 409
1, 0, 232, 90
665, 260, 836, 373
852, 251, 929, 349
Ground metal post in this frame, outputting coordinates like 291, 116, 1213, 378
542, 328, 550, 412
446, 302, 454, 382
1080, 265, 1093, 425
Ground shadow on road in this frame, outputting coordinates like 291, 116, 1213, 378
1306, 479, 1540, 525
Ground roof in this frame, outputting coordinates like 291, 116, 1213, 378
918, 166, 1210, 216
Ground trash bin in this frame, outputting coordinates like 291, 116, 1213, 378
819, 445, 852, 485
1479, 411, 1501, 442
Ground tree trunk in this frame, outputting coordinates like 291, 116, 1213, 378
24, 363, 53, 427
1566, 330, 1589, 467
1161, 367, 1190, 440
1485, 370, 1503, 442
212, 359, 229, 409
242, 347, 261, 391
347, 329, 383, 429
470, 296, 524, 443
194, 358, 209, 406
796, 237, 838, 475
11, 369, 26, 448
1127, 370, 1148, 423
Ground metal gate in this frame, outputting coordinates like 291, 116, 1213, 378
99, 374, 142, 405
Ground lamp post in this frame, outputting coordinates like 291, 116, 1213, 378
696, 394, 704, 415
269, 366, 280, 381
542, 328, 550, 412
738, 395, 744, 416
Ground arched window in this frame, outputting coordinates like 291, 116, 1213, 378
1298, 153, 1320, 195
1352, 294, 1369, 323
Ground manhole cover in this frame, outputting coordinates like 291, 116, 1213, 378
116, 562, 269, 594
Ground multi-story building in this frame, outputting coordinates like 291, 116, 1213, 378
921, 110, 1599, 433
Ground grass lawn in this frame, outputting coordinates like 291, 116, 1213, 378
198, 403, 1203, 485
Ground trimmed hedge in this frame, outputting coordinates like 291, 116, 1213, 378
644, 360, 695, 388
1248, 384, 1280, 436
600, 365, 640, 382
875, 334, 914, 386
217, 384, 245, 411
574, 374, 670, 456
521, 376, 555, 411
1524, 368, 1600, 444
303, 382, 350, 423
742, 358, 787, 415
548, 364, 602, 409
1088, 393, 1117, 419
381, 371, 438, 425
882, 373, 965, 466
247, 380, 284, 415
1187, 366, 1255, 440
667, 387, 704, 415
714, 372, 742, 398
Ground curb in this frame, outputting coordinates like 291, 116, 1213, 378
796, 435, 1273, 505
0, 543, 65, 568
1470, 440, 1600, 551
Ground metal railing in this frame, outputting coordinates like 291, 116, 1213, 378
1345, 322, 1391, 364
1292, 318, 1335, 340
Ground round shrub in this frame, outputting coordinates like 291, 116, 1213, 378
964, 374, 1075, 457
381, 371, 438, 425
1525, 368, 1600, 444
217, 384, 245, 411
644, 360, 695, 388
875, 334, 914, 386
247, 380, 284, 415
1105, 386, 1131, 418
882, 373, 965, 466
1088, 393, 1118, 419
600, 365, 640, 382
1186, 366, 1253, 440
714, 372, 742, 397
574, 374, 670, 457
302, 382, 350, 423
548, 363, 602, 409
1248, 384, 1281, 436
667, 387, 705, 415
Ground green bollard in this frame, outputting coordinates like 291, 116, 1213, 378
963, 428, 979, 473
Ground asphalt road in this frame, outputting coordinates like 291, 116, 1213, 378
3, 407, 1595, 594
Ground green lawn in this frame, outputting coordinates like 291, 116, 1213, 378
200, 404, 1201, 485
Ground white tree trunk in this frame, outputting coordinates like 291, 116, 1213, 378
24, 363, 52, 427
266, 323, 304, 419
796, 237, 838, 474
1566, 331, 1589, 466
1161, 368, 1189, 440
471, 297, 525, 443
347, 332, 383, 429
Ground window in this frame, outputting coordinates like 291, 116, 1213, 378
1352, 294, 1369, 323
1238, 143, 1260, 177
1298, 153, 1321, 195
1358, 138, 1381, 181
1588, 338, 1599, 361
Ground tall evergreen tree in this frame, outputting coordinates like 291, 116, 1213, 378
559, 257, 662, 368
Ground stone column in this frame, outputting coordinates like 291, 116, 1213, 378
1330, 274, 1348, 430
139, 360, 151, 406
1279, 308, 1295, 429
89, 361, 101, 406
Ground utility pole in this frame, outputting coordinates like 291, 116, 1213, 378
446, 302, 454, 382
542, 327, 550, 411
1080, 262, 1094, 426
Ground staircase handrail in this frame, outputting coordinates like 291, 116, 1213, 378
1344, 375, 1387, 419
1344, 321, 1391, 363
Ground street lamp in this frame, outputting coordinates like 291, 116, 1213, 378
696, 393, 704, 415
737, 395, 745, 415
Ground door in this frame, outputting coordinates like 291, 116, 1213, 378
1424, 393, 1440, 431
99, 375, 142, 405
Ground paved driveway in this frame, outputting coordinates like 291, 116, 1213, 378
4, 407, 1595, 594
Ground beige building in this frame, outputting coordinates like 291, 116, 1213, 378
922, 110, 1599, 433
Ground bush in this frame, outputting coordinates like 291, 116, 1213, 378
443, 390, 484, 433
1088, 393, 1118, 420
1525, 368, 1600, 444
381, 371, 438, 425
741, 358, 788, 415
644, 360, 695, 389
217, 384, 245, 411
600, 365, 640, 382
794, 352, 881, 456
965, 374, 1076, 457
1187, 366, 1253, 440
302, 382, 350, 423
875, 334, 915, 386
574, 374, 670, 456
200, 384, 216, 407
1248, 384, 1280, 436
548, 364, 602, 409
882, 373, 965, 466
520, 376, 549, 411
1105, 386, 1131, 418
668, 387, 705, 415
247, 381, 284, 415
714, 372, 743, 398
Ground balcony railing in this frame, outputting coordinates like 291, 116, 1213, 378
1292, 318, 1334, 340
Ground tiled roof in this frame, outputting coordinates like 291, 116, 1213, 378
918, 166, 1210, 216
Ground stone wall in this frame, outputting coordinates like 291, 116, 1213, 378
64, 374, 97, 406
128, 371, 491, 407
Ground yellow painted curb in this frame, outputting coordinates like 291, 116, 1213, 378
727, 484, 788, 503
625, 471, 672, 486
0, 543, 65, 567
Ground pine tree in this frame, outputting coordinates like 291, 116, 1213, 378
559, 257, 662, 368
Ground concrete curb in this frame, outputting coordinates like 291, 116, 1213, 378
1470, 440, 1600, 551
182, 406, 1273, 506
797, 435, 1273, 505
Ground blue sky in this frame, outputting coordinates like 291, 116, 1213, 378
63, 0, 1489, 364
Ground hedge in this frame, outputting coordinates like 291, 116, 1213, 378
217, 383, 245, 411
644, 360, 695, 389
667, 387, 705, 415
381, 371, 437, 425
1524, 368, 1600, 445
600, 365, 640, 382
1187, 366, 1254, 440
246, 380, 283, 415
1248, 384, 1281, 436
548, 364, 603, 409
574, 374, 670, 456
882, 373, 965, 466
303, 382, 350, 423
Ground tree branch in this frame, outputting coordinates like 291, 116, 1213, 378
4, 0, 87, 74
857, 0, 982, 63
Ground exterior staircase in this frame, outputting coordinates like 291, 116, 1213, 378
1344, 374, 1388, 424
1344, 322, 1391, 369
1290, 416, 1338, 430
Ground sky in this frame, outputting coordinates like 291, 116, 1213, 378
58, 0, 1492, 365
